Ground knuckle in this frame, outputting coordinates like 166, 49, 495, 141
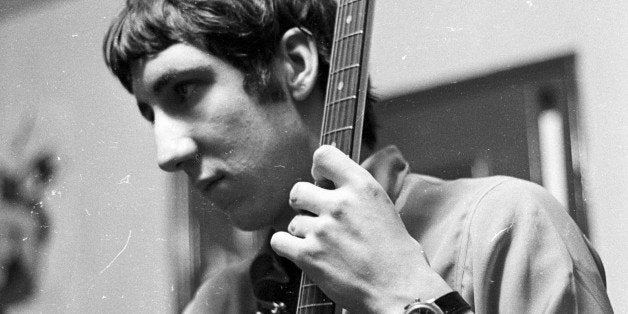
313, 145, 334, 163
313, 222, 328, 239
355, 178, 382, 197
287, 220, 297, 235
314, 217, 334, 238
289, 183, 302, 206
364, 180, 383, 197
330, 205, 345, 220
313, 226, 328, 239
312, 145, 336, 170
295, 246, 317, 263
330, 197, 349, 220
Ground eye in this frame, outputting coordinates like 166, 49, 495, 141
173, 81, 202, 102
137, 102, 154, 123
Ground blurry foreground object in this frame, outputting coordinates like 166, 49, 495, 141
0, 110, 54, 311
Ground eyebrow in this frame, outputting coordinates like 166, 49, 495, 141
150, 65, 215, 94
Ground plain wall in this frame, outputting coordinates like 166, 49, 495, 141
1, 1, 175, 313
1, 0, 626, 312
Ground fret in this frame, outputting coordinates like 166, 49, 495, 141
323, 0, 347, 147
338, 2, 363, 30
328, 76, 357, 93
325, 95, 356, 107
299, 282, 318, 288
303, 0, 373, 312
334, 30, 364, 42
297, 302, 334, 310
323, 125, 353, 136
346, 1, 359, 34
298, 284, 333, 301
323, 135, 353, 152
332, 63, 360, 75
339, 0, 362, 7
321, 130, 351, 141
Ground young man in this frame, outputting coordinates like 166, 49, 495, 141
103, 0, 613, 313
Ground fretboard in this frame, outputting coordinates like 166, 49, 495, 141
297, 0, 375, 313
319, 0, 374, 162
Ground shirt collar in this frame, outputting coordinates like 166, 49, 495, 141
249, 231, 300, 312
361, 145, 410, 204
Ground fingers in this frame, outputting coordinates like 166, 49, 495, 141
311, 145, 370, 187
290, 181, 336, 216
286, 214, 318, 238
270, 231, 306, 262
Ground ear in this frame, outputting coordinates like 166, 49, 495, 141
279, 27, 319, 101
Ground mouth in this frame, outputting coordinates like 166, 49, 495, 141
194, 174, 224, 193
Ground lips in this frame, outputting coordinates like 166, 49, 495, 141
194, 174, 224, 193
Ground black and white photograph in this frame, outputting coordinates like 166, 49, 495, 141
0, 0, 623, 313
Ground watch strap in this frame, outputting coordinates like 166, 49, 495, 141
431, 291, 470, 314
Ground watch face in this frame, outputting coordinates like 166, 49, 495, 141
405, 303, 444, 314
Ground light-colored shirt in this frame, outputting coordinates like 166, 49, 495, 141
185, 146, 613, 313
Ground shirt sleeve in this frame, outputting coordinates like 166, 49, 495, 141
464, 178, 613, 313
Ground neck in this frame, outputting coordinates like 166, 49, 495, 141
295, 85, 326, 142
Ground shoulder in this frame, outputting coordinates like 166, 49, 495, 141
460, 177, 612, 311
471, 175, 560, 211
461, 176, 575, 234
397, 175, 541, 223
432, 175, 577, 244
400, 175, 612, 311
183, 259, 256, 314
409, 175, 562, 222
399, 174, 570, 255
399, 174, 581, 269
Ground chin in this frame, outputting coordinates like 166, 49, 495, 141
230, 216, 271, 231
227, 206, 275, 231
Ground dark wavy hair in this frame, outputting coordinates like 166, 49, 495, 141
103, 0, 376, 148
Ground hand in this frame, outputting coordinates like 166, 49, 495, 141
271, 145, 452, 313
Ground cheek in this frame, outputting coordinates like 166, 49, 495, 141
193, 93, 257, 138
226, 106, 270, 149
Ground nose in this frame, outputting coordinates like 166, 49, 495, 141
154, 113, 198, 172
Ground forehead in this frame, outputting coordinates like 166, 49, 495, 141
130, 43, 232, 97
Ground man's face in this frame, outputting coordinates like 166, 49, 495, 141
131, 43, 318, 230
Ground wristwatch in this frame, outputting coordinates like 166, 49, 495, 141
403, 291, 470, 314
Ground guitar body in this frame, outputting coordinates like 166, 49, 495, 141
295, 0, 376, 313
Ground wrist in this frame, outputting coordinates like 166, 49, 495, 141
369, 273, 454, 314
403, 291, 471, 314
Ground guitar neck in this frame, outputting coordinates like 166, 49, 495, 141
319, 0, 374, 161
297, 0, 375, 313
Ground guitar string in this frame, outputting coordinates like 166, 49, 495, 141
308, 0, 347, 310
339, 0, 350, 152
320, 0, 341, 148
298, 0, 369, 312
301, 0, 344, 310
338, 0, 351, 153
345, 0, 359, 152
334, 0, 348, 151
341, 0, 357, 154
299, 1, 341, 311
